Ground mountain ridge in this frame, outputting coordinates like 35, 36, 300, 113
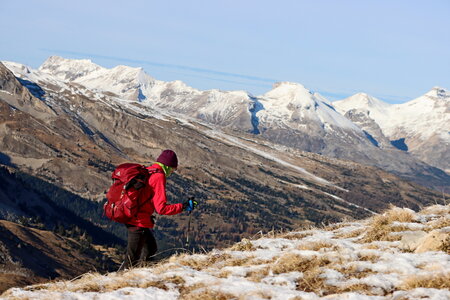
2, 57, 449, 191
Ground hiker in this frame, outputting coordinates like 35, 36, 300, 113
123, 149, 198, 269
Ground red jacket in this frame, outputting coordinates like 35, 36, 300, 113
127, 163, 183, 228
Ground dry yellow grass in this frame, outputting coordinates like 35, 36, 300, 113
333, 263, 376, 280
221, 256, 256, 268
4, 204, 449, 300
362, 243, 381, 250
165, 275, 186, 286
333, 227, 365, 239
357, 252, 380, 263
229, 239, 255, 251
296, 241, 335, 251
295, 267, 325, 294
427, 216, 450, 231
170, 253, 233, 270
297, 266, 379, 296
9, 271, 170, 295
333, 283, 376, 295
419, 205, 450, 217
279, 231, 314, 240
361, 205, 415, 243
401, 272, 450, 290
271, 253, 332, 275
440, 235, 450, 254
179, 285, 236, 300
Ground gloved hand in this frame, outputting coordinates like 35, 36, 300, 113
183, 197, 198, 212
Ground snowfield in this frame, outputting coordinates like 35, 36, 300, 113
2, 205, 449, 300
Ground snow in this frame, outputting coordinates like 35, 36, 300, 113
333, 87, 450, 142
2, 60, 71, 92
257, 82, 362, 132
3, 205, 449, 300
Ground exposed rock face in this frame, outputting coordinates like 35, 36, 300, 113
342, 109, 394, 149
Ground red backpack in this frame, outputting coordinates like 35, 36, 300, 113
103, 163, 161, 224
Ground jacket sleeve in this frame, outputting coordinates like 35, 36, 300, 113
150, 173, 183, 215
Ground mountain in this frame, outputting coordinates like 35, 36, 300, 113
255, 82, 367, 151
2, 204, 449, 299
334, 88, 450, 174
6, 57, 450, 192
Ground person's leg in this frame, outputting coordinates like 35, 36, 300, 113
123, 225, 146, 269
140, 228, 158, 263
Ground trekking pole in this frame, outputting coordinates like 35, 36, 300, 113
184, 195, 198, 249
185, 211, 192, 248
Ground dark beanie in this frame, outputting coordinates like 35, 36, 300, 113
156, 149, 178, 168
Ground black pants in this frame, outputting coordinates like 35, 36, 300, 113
123, 225, 157, 269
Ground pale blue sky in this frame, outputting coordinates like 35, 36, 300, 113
1, 0, 449, 102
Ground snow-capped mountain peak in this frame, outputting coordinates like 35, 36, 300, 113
333, 88, 450, 172
38, 56, 158, 101
424, 86, 449, 99
257, 82, 361, 131
263, 82, 314, 105
333, 92, 391, 115
39, 56, 102, 81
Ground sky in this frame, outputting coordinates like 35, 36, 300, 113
0, 0, 449, 103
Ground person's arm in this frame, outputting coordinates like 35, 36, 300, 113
151, 173, 183, 215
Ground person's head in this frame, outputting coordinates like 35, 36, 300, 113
156, 149, 178, 176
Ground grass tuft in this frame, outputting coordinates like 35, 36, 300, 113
296, 241, 334, 251
401, 272, 450, 290
272, 253, 331, 275
180, 286, 235, 300
362, 205, 415, 242
229, 239, 255, 251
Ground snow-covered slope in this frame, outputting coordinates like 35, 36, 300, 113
3, 204, 449, 299
386, 87, 449, 140
334, 88, 450, 172
334, 87, 449, 144
258, 82, 361, 132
